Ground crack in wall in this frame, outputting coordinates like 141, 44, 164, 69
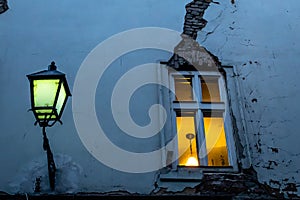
161, 0, 300, 198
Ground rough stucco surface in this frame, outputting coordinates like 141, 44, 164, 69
0, 0, 189, 195
156, 0, 300, 198
0, 0, 300, 198
197, 0, 300, 198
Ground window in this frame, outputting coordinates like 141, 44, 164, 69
170, 71, 236, 168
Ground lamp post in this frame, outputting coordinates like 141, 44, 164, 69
27, 61, 71, 191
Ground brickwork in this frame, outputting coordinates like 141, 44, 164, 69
153, 167, 282, 199
167, 0, 217, 70
183, 0, 211, 39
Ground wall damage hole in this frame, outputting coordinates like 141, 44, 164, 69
269, 147, 279, 153
251, 98, 258, 103
212, 1, 220, 4
183, 0, 211, 39
0, 0, 9, 14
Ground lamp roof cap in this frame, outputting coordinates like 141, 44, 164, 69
26, 61, 66, 79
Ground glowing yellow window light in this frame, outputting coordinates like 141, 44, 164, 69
174, 76, 193, 101
203, 113, 229, 166
176, 114, 200, 166
186, 156, 199, 166
201, 76, 221, 103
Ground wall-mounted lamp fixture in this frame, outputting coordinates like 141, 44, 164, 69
27, 61, 71, 191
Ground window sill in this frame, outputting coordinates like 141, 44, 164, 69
159, 166, 235, 182
173, 100, 197, 103
172, 101, 225, 104
159, 169, 203, 182
201, 101, 225, 104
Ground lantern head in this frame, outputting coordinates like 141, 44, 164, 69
27, 62, 71, 127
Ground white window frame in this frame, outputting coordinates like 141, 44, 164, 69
169, 70, 238, 171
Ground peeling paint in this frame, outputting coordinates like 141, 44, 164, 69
0, 0, 299, 198
195, 0, 300, 198
162, 0, 300, 198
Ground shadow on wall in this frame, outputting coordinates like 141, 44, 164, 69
0, 0, 8, 14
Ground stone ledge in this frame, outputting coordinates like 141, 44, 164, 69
0, 194, 234, 200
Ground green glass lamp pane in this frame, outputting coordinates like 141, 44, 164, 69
36, 109, 56, 120
37, 115, 56, 120
56, 83, 67, 115
33, 79, 60, 107
36, 109, 53, 114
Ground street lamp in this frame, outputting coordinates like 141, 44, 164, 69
27, 61, 71, 191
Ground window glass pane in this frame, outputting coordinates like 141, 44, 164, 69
174, 76, 193, 101
201, 76, 220, 102
36, 109, 53, 114
203, 112, 229, 166
176, 113, 199, 166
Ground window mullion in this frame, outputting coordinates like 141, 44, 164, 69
197, 110, 208, 166
194, 74, 202, 103
169, 75, 179, 168
219, 76, 226, 103
200, 103, 225, 110
172, 110, 180, 168
193, 74, 208, 166
170, 74, 176, 102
